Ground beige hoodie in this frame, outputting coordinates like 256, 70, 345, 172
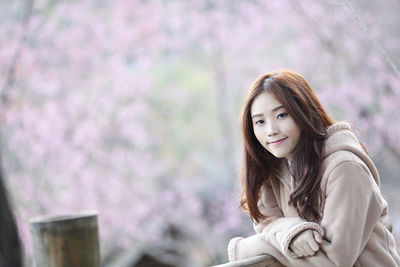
228, 122, 400, 266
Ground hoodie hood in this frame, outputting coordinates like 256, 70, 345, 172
322, 121, 380, 187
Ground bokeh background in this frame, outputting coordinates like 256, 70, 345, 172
1, 0, 399, 266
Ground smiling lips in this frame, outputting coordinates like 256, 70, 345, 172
268, 137, 288, 146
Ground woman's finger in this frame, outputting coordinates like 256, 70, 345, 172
290, 244, 303, 257
309, 237, 320, 252
312, 230, 323, 244
298, 246, 308, 257
303, 243, 315, 256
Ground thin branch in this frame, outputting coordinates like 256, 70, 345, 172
342, 0, 400, 81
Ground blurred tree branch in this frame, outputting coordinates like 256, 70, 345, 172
1, 0, 35, 108
293, 0, 400, 81
342, 0, 400, 81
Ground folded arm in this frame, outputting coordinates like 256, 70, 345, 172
229, 161, 383, 266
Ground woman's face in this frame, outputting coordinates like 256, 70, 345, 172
250, 91, 302, 161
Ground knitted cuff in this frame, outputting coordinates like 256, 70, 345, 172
227, 237, 244, 262
277, 222, 324, 258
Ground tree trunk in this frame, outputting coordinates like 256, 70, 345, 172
30, 211, 100, 267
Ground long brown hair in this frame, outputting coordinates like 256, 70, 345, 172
240, 70, 334, 223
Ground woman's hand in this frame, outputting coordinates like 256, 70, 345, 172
289, 230, 322, 257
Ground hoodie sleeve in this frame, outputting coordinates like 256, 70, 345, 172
252, 181, 321, 241
229, 180, 324, 261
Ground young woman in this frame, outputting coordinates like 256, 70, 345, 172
228, 70, 400, 266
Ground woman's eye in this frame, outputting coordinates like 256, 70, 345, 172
255, 120, 264, 125
277, 112, 288, 119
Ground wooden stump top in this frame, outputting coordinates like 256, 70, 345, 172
30, 210, 98, 225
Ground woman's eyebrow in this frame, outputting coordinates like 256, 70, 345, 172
251, 105, 284, 119
272, 105, 284, 112
251, 114, 263, 119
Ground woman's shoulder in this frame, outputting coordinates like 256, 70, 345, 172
321, 150, 370, 179
323, 121, 362, 156
319, 145, 381, 200
321, 121, 373, 176
320, 121, 380, 190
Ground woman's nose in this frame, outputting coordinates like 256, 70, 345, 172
266, 122, 278, 137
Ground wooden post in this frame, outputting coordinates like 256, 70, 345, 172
30, 211, 100, 267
